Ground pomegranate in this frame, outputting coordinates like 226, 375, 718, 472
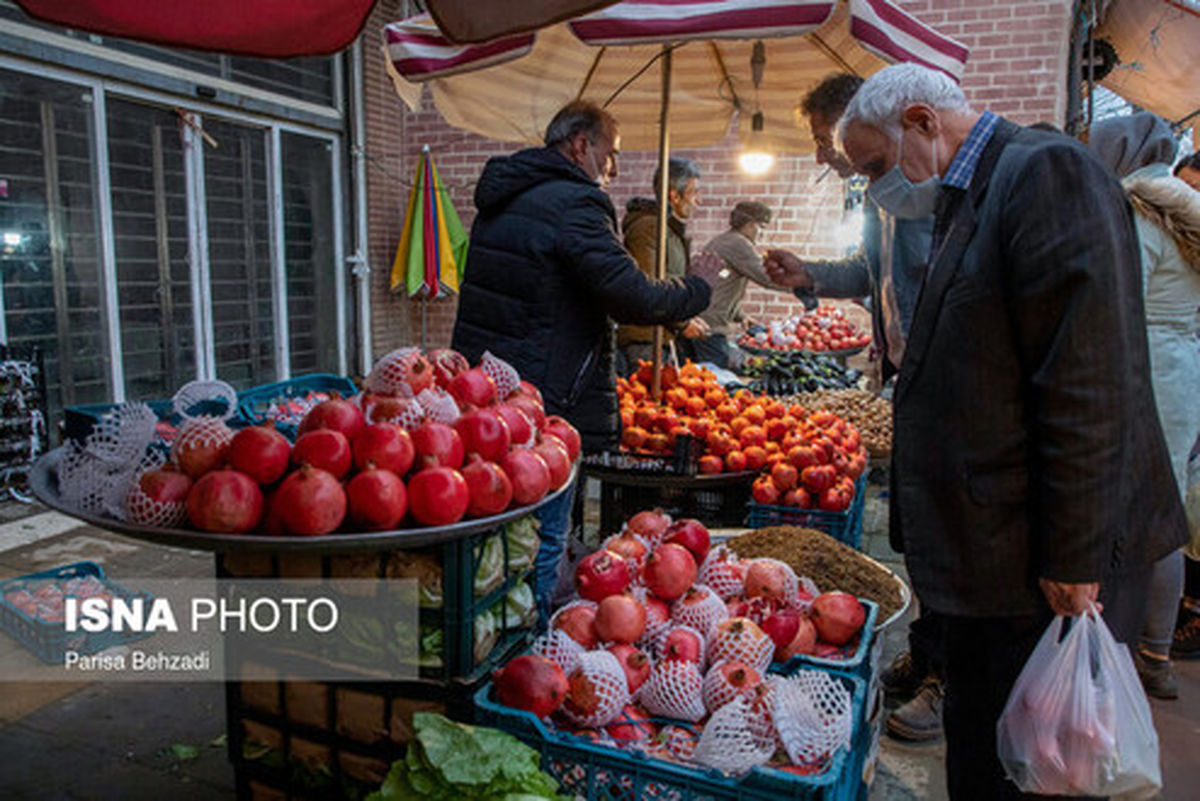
643, 543, 698, 601
605, 704, 656, 741
507, 395, 546, 431
543, 415, 581, 461
670, 585, 729, 638
574, 550, 632, 602
640, 659, 706, 722
701, 660, 762, 713
126, 467, 193, 527
663, 518, 711, 564
460, 457, 513, 517
362, 393, 424, 429
810, 591, 866, 646
292, 428, 353, 479
410, 421, 465, 470
352, 423, 415, 475
259, 488, 285, 535
298, 398, 365, 440
725, 596, 780, 625
500, 449, 551, 506
661, 626, 704, 664
698, 548, 745, 600
345, 466, 407, 531
603, 530, 648, 564
495, 404, 534, 447
447, 367, 497, 410
777, 616, 818, 660
172, 417, 234, 478
492, 655, 568, 718
760, 608, 802, 657
626, 508, 671, 546
390, 349, 435, 394
407, 466, 470, 526
273, 465, 346, 535
426, 347, 470, 388
532, 437, 572, 490
510, 380, 544, 406
553, 603, 599, 649
454, 408, 511, 463
227, 425, 291, 485
743, 559, 792, 604
186, 469, 263, 533
594, 594, 647, 644
606, 644, 652, 693
708, 617, 775, 673
561, 651, 629, 728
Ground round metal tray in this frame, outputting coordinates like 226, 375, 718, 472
31, 448, 575, 554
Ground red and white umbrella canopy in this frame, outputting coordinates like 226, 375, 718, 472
385, 0, 968, 152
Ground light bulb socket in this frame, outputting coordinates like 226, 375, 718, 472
751, 110, 765, 133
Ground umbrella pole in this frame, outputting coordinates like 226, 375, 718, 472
651, 45, 672, 401
421, 297, 427, 349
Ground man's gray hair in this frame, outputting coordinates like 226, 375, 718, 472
653, 157, 701, 198
838, 63, 968, 142
544, 100, 617, 148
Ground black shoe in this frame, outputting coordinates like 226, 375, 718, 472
1134, 651, 1179, 700
1172, 610, 1200, 660
880, 651, 927, 699
886, 679, 944, 742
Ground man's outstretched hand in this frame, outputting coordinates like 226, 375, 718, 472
763, 249, 815, 289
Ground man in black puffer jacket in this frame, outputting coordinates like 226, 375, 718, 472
452, 101, 710, 618
452, 101, 711, 452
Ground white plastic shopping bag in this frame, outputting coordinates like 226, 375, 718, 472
997, 608, 1161, 796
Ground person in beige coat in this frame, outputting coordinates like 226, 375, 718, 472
1090, 112, 1200, 698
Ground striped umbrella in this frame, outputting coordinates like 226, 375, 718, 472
390, 146, 468, 299
383, 0, 969, 154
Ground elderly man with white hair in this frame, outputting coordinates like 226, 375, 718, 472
770, 63, 1187, 799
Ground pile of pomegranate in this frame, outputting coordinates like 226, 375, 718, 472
124, 347, 581, 535
738, 304, 870, 353
617, 363, 866, 512
491, 508, 869, 772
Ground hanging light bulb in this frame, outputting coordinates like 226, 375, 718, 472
739, 110, 775, 176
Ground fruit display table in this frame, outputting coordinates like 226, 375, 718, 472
31, 450, 575, 800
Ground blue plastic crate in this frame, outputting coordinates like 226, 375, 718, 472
475, 668, 865, 800
0, 561, 154, 664
744, 474, 868, 549
236, 373, 358, 440
772, 599, 879, 685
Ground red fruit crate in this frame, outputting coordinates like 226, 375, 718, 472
745, 474, 868, 549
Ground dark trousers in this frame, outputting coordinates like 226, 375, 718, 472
1186, 553, 1200, 599
908, 609, 944, 680
940, 573, 1148, 801
690, 334, 730, 368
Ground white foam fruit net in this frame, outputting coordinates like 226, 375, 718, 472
480, 350, 520, 398
708, 619, 775, 675
416, 387, 461, 425
172, 379, 238, 421
531, 629, 586, 675
701, 659, 760, 714
653, 624, 706, 669
561, 650, 630, 728
698, 545, 745, 601
364, 394, 425, 430
694, 696, 776, 774
601, 530, 651, 565
769, 671, 853, 766
743, 557, 801, 609
796, 575, 821, 614
632, 587, 672, 656
670, 584, 729, 638
59, 403, 160, 519
171, 415, 235, 465
637, 658, 705, 722
363, 347, 420, 396
549, 599, 599, 650
125, 466, 185, 528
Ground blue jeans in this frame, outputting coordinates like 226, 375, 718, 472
534, 475, 577, 623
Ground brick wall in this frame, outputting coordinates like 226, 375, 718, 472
360, 0, 1074, 355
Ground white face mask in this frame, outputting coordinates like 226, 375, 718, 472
869, 130, 940, 219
